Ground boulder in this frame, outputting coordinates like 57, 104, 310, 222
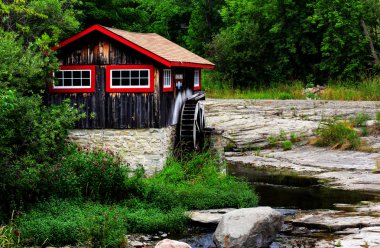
213, 207, 283, 248
154, 239, 191, 248
188, 208, 237, 224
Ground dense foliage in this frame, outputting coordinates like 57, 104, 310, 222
208, 0, 380, 87
5, 150, 257, 247
0, 90, 84, 220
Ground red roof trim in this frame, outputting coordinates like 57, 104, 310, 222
171, 62, 215, 69
52, 25, 215, 69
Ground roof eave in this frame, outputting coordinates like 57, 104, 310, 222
170, 62, 215, 69
52, 24, 215, 69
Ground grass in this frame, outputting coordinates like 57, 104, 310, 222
203, 72, 380, 101
15, 199, 186, 247
9, 150, 258, 247
266, 129, 299, 150
311, 118, 360, 150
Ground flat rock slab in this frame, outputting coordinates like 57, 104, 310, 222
291, 211, 380, 231
205, 99, 379, 149
260, 146, 379, 171
188, 208, 236, 224
226, 145, 380, 192
334, 226, 380, 248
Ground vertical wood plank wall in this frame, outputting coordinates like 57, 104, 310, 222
48, 32, 196, 129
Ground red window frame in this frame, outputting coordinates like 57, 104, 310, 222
194, 69, 201, 90
49, 65, 96, 93
162, 69, 173, 92
106, 65, 154, 93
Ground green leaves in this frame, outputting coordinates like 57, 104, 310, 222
209, 0, 380, 87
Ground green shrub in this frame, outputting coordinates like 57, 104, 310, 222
15, 199, 188, 247
350, 112, 371, 127
144, 152, 258, 210
0, 90, 84, 219
313, 119, 360, 150
282, 140, 293, 151
16, 199, 127, 247
13, 150, 258, 247
56, 145, 130, 201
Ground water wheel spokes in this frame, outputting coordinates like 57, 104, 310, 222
179, 101, 205, 150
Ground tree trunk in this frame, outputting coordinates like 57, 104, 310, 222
361, 20, 379, 65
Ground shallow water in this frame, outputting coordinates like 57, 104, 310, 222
177, 164, 379, 247
228, 164, 379, 210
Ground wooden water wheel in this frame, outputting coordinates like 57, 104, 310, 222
179, 93, 206, 150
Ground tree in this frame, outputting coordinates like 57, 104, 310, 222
308, 0, 374, 79
184, 0, 224, 55
208, 0, 380, 88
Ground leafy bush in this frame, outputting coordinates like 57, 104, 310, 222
55, 145, 130, 201
143, 152, 258, 210
313, 119, 360, 150
0, 90, 83, 218
13, 151, 258, 247
350, 112, 371, 127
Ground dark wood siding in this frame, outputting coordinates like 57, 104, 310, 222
48, 31, 196, 129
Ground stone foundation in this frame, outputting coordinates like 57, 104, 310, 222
68, 126, 176, 176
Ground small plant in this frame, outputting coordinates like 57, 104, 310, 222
350, 112, 371, 127
267, 135, 279, 147
313, 118, 360, 150
373, 160, 380, 174
282, 140, 293, 151
362, 241, 369, 248
290, 132, 299, 143
224, 142, 235, 152
335, 240, 342, 247
0, 212, 21, 248
254, 148, 261, 156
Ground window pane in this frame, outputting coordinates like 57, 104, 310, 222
56, 78, 63, 86
73, 79, 81, 86
64, 71, 72, 78
121, 78, 129, 86
140, 70, 148, 78
82, 79, 90, 86
121, 71, 130, 78
140, 78, 148, 86
131, 71, 139, 78
131, 78, 139, 86
112, 71, 121, 78
64, 79, 72, 86
73, 71, 81, 78
112, 79, 120, 86
55, 71, 63, 78
82, 71, 90, 78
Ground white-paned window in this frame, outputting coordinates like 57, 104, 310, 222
54, 69, 91, 88
110, 69, 149, 88
194, 69, 200, 88
163, 69, 172, 89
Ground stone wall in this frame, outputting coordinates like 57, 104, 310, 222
68, 126, 176, 176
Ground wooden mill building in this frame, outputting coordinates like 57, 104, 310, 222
48, 25, 215, 174
49, 24, 215, 129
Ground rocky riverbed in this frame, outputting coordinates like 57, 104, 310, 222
204, 99, 380, 247
204, 99, 380, 193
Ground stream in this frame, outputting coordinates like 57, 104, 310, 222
177, 164, 380, 248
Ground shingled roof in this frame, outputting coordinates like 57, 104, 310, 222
53, 24, 215, 69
